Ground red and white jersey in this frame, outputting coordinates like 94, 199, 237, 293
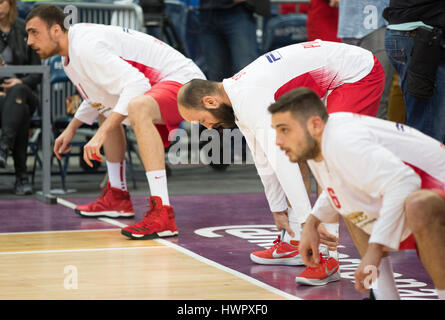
223, 39, 374, 129
63, 23, 205, 125
222, 40, 375, 213
309, 113, 445, 250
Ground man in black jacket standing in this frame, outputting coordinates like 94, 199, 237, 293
383, 0, 445, 144
0, 0, 41, 195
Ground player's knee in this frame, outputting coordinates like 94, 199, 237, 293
405, 190, 439, 233
128, 96, 158, 125
98, 114, 106, 125
127, 96, 146, 120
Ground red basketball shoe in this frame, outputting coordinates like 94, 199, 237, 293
121, 196, 178, 240
75, 181, 134, 218
250, 236, 304, 266
295, 254, 340, 286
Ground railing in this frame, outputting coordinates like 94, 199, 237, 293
1, 65, 54, 203
36, 1, 145, 32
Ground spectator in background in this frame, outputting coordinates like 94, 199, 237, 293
279, 0, 341, 42
0, 0, 41, 195
16, 0, 34, 19
383, 0, 445, 143
333, 0, 394, 120
197, 1, 269, 169
306, 0, 341, 42
197, 0, 261, 81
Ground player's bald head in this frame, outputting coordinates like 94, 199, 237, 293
178, 79, 219, 110
268, 88, 328, 125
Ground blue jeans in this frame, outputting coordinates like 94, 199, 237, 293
385, 29, 445, 143
198, 5, 259, 81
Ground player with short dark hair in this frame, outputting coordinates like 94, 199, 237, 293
269, 87, 445, 299
25, 4, 206, 239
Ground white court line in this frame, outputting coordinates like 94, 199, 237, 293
0, 228, 119, 236
0, 246, 165, 256
98, 218, 128, 228
57, 197, 77, 209
57, 197, 301, 300
156, 238, 300, 300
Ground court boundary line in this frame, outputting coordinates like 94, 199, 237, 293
57, 197, 301, 300
0, 246, 165, 255
156, 237, 300, 300
0, 228, 120, 236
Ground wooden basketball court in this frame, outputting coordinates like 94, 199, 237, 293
0, 228, 293, 300
0, 192, 437, 301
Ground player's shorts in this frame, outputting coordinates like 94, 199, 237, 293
326, 55, 385, 117
144, 81, 184, 147
399, 163, 445, 251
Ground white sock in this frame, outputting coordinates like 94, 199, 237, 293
106, 160, 127, 191
282, 207, 301, 243
146, 170, 170, 205
323, 222, 339, 260
373, 256, 400, 300
437, 289, 445, 300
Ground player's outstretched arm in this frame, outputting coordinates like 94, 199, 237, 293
82, 112, 126, 168
354, 243, 385, 293
300, 214, 322, 267
272, 210, 295, 238
317, 223, 339, 251
54, 117, 83, 160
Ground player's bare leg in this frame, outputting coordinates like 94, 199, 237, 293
127, 95, 170, 203
127, 95, 165, 172
342, 216, 370, 257
75, 114, 134, 218
405, 189, 445, 296
342, 216, 397, 299
99, 114, 126, 163
122, 95, 178, 240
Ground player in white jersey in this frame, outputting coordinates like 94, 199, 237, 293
269, 87, 445, 299
177, 40, 385, 285
25, 5, 206, 239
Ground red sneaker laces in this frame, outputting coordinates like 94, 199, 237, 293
97, 184, 110, 199
271, 235, 282, 247
305, 254, 328, 272
140, 201, 164, 225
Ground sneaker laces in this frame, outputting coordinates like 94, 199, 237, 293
304, 254, 328, 273
86, 184, 110, 209
141, 201, 164, 224
270, 235, 282, 249
97, 183, 110, 199
129, 208, 162, 230
145, 208, 162, 220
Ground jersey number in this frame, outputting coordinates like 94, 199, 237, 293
327, 187, 342, 209
302, 41, 321, 49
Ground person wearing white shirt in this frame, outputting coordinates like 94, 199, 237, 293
25, 5, 205, 240
177, 39, 385, 285
268, 87, 445, 299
